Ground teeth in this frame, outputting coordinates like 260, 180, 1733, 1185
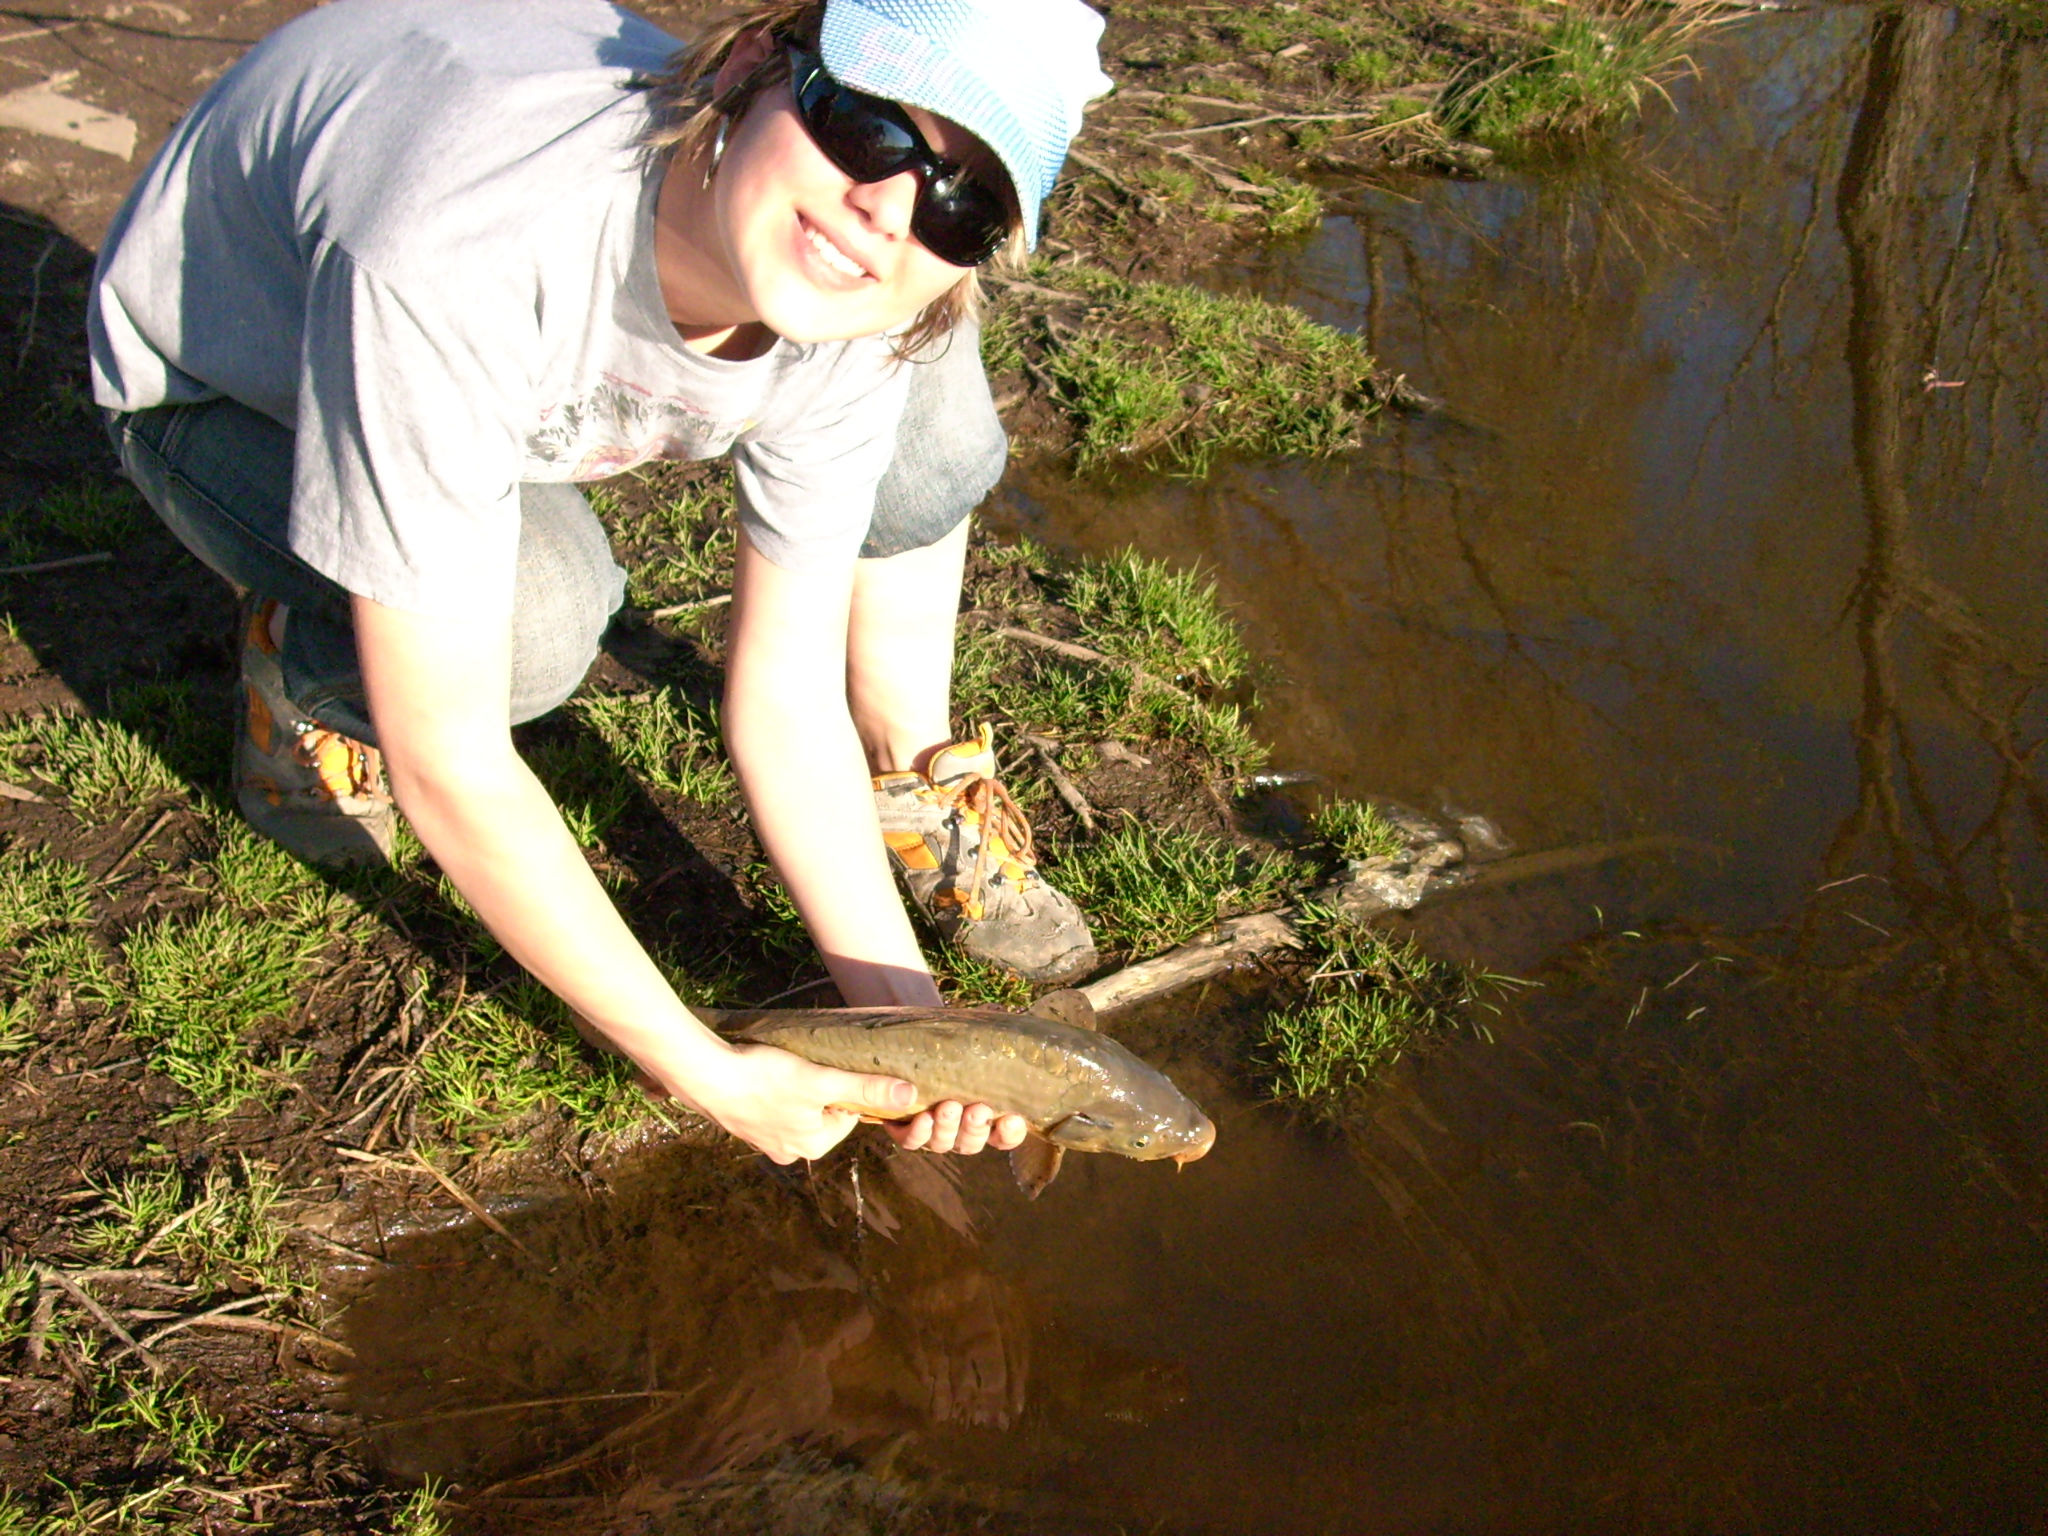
806, 224, 866, 278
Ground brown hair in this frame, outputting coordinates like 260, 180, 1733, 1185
640, 1, 1028, 359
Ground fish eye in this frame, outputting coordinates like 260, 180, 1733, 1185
1129, 1136, 1148, 1148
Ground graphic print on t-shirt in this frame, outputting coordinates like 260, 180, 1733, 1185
525, 374, 757, 481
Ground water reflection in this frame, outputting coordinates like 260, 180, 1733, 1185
337, 1140, 1186, 1526
971, 5, 2048, 1529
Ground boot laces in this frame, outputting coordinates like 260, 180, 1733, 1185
294, 726, 390, 805
935, 771, 1035, 912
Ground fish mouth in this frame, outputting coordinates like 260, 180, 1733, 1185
1170, 1126, 1217, 1167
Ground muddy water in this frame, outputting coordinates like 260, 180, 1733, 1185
339, 11, 2048, 1531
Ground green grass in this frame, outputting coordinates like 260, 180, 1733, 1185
1258, 905, 1499, 1116
1056, 821, 1305, 956
1441, 1, 1725, 145
0, 711, 189, 819
122, 904, 329, 1118
89, 1376, 258, 1478
573, 689, 736, 804
0, 996, 33, 1054
385, 1483, 452, 1536
933, 949, 1036, 1008
0, 1260, 36, 1346
1061, 548, 1251, 691
0, 477, 150, 565
1019, 266, 1382, 473
412, 982, 653, 1147
1310, 799, 1407, 863
83, 1155, 299, 1294
521, 729, 636, 851
1260, 180, 1327, 239
0, 841, 92, 947
1336, 47, 1400, 88
954, 629, 1266, 779
953, 547, 1269, 777
40, 480, 152, 550
615, 472, 737, 609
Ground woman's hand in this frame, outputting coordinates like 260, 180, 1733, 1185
650, 1039, 914, 1164
657, 1039, 1029, 1162
886, 1103, 1030, 1156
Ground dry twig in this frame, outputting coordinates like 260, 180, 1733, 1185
36, 1265, 166, 1377
0, 552, 113, 577
1020, 735, 1098, 837
644, 592, 732, 620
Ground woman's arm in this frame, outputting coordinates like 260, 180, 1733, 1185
721, 531, 1027, 1154
352, 593, 918, 1163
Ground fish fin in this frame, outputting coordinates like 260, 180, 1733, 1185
1045, 1111, 1115, 1148
1027, 988, 1097, 1032
1009, 1133, 1065, 1200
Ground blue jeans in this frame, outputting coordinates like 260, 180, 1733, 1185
109, 318, 1006, 744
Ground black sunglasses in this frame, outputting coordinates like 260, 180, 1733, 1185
784, 45, 1013, 268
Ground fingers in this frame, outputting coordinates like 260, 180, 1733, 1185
847, 1072, 918, 1117
887, 1102, 1012, 1155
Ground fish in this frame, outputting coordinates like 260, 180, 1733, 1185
699, 990, 1216, 1198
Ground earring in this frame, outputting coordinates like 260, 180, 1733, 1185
703, 119, 729, 190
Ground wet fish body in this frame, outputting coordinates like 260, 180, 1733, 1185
700, 995, 1215, 1197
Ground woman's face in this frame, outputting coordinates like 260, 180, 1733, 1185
670, 41, 998, 345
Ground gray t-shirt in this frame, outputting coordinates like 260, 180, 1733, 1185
89, 0, 915, 614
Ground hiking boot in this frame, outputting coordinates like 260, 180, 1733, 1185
235, 597, 395, 868
874, 724, 1097, 983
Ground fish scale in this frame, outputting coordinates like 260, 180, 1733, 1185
729, 1016, 1114, 1118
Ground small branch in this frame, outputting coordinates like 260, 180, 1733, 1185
1079, 836, 1724, 1016
0, 779, 45, 803
332, 1147, 540, 1265
979, 622, 1192, 701
1081, 910, 1305, 1014
36, 1264, 166, 1377
983, 276, 1090, 306
109, 1292, 288, 1364
103, 805, 176, 881
128, 1198, 200, 1263
0, 551, 112, 577
1020, 735, 1097, 837
1062, 146, 1139, 199
1145, 87, 1449, 140
642, 592, 732, 620
14, 233, 58, 370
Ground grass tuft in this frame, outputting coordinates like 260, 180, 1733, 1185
412, 983, 652, 1146
1014, 266, 1381, 474
1056, 821, 1304, 956
83, 1155, 299, 1294
1258, 904, 1504, 1116
88, 1373, 266, 1482
573, 689, 736, 804
0, 840, 92, 947
1310, 799, 1408, 863
0, 711, 188, 818
123, 905, 329, 1118
1441, 0, 1727, 145
617, 473, 738, 609
1061, 548, 1250, 691
0, 1260, 36, 1346
386, 1482, 453, 1536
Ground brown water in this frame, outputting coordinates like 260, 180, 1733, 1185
339, 11, 2048, 1531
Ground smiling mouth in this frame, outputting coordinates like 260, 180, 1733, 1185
802, 216, 871, 281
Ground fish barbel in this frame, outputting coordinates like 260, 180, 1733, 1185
698, 990, 1215, 1198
